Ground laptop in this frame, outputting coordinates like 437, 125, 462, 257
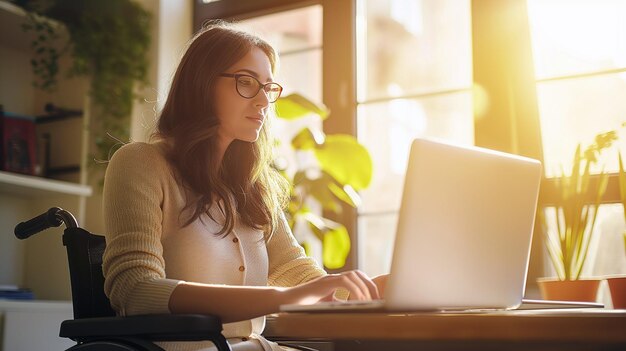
281, 138, 600, 313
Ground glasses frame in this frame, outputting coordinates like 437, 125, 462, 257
219, 73, 283, 103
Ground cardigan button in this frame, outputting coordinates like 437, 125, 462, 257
239, 265, 245, 272
232, 237, 239, 243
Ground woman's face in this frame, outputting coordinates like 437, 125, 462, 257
213, 46, 275, 147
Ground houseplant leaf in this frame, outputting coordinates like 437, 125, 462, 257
301, 212, 351, 268
307, 174, 343, 213
328, 182, 361, 208
313, 134, 373, 190
275, 93, 330, 120
619, 152, 626, 220
542, 129, 618, 282
291, 128, 324, 150
307, 170, 361, 209
322, 224, 350, 269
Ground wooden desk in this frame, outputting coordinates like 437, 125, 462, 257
264, 309, 626, 351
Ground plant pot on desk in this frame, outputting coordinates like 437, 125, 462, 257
537, 278, 600, 302
607, 276, 626, 309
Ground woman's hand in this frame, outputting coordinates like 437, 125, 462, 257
372, 274, 389, 298
285, 270, 380, 305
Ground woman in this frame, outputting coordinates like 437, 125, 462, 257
102, 22, 385, 351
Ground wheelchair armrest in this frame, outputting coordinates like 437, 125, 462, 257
60, 314, 224, 342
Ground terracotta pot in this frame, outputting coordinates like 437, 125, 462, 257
537, 278, 600, 302
607, 276, 626, 309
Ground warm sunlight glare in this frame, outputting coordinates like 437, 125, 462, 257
527, 0, 626, 79
472, 83, 490, 120
527, 0, 626, 177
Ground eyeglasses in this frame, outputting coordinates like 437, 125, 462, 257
219, 73, 283, 103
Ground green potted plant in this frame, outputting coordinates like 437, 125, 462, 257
607, 152, 626, 308
275, 93, 373, 269
537, 130, 617, 301
15, 0, 151, 167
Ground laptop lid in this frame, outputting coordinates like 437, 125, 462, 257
385, 138, 542, 311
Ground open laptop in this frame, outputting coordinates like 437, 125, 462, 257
281, 138, 601, 313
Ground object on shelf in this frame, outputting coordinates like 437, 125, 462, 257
35, 102, 83, 180
36, 103, 83, 124
40, 132, 80, 178
1, 107, 38, 176
0, 285, 35, 300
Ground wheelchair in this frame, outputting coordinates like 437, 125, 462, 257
15, 207, 232, 351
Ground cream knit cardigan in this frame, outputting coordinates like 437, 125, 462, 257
102, 142, 326, 351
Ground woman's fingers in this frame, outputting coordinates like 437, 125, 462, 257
372, 274, 389, 298
288, 270, 380, 305
353, 270, 380, 300
332, 273, 366, 300
343, 270, 379, 300
331, 270, 379, 301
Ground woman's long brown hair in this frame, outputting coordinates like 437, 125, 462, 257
153, 22, 289, 239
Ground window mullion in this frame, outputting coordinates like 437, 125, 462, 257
471, 0, 545, 295
322, 0, 358, 272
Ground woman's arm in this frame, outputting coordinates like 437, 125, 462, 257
266, 213, 327, 287
169, 270, 379, 323
103, 143, 183, 316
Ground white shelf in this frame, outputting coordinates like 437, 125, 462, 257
0, 299, 72, 311
0, 170, 92, 197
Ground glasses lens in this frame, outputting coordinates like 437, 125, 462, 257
265, 83, 282, 102
236, 75, 260, 98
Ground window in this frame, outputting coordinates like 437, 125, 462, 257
355, 0, 473, 277
527, 0, 626, 281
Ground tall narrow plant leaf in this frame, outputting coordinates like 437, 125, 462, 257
619, 152, 626, 220
543, 130, 617, 281
574, 171, 609, 279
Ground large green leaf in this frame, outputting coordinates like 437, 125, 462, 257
301, 241, 312, 257
275, 93, 330, 120
314, 134, 373, 190
291, 128, 324, 150
300, 213, 350, 269
308, 176, 342, 213
322, 223, 351, 269
303, 212, 326, 242
292, 170, 307, 186
328, 182, 361, 208
296, 172, 343, 213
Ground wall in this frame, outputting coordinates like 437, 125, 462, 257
83, 0, 193, 238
